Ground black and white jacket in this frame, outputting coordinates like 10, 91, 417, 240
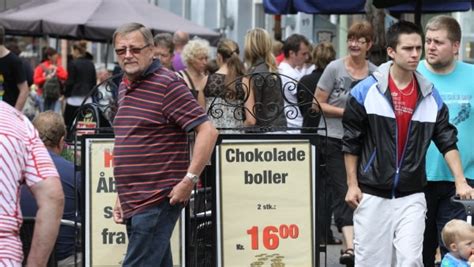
342, 61, 458, 199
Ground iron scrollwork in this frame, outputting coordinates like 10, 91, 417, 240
71, 71, 327, 136
207, 72, 326, 134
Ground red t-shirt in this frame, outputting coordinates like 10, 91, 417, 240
388, 74, 418, 163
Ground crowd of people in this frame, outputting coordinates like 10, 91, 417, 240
1, 12, 474, 267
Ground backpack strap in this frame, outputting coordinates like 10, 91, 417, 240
39, 63, 47, 72
39, 63, 52, 75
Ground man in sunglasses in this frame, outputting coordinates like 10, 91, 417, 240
111, 23, 218, 266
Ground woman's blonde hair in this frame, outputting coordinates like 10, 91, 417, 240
181, 38, 210, 67
244, 28, 277, 72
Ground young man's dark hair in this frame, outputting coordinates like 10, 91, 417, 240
386, 21, 424, 51
282, 34, 309, 58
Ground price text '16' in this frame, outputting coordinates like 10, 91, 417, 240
246, 224, 299, 250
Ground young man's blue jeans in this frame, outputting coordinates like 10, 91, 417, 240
123, 200, 182, 267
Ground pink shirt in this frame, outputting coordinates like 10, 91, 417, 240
0, 102, 58, 264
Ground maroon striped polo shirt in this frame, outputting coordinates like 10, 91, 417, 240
113, 60, 208, 219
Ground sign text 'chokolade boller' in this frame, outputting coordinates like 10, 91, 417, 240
225, 147, 306, 163
225, 147, 306, 185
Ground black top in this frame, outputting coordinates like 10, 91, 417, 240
64, 57, 97, 97
204, 73, 244, 99
20, 57, 34, 86
248, 59, 286, 128
204, 73, 246, 130
297, 68, 324, 131
0, 52, 26, 107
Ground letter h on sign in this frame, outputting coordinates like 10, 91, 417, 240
104, 149, 114, 168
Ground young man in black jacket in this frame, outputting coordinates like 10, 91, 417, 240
342, 21, 474, 266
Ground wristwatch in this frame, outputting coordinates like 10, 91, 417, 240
185, 172, 199, 184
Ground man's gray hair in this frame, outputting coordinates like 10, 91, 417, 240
113, 23, 154, 47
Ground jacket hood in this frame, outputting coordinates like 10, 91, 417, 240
373, 61, 434, 97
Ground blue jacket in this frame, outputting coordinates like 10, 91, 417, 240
342, 61, 458, 198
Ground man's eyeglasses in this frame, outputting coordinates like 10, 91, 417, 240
347, 38, 367, 46
115, 44, 150, 56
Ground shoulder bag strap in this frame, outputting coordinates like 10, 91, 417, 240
181, 70, 197, 91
